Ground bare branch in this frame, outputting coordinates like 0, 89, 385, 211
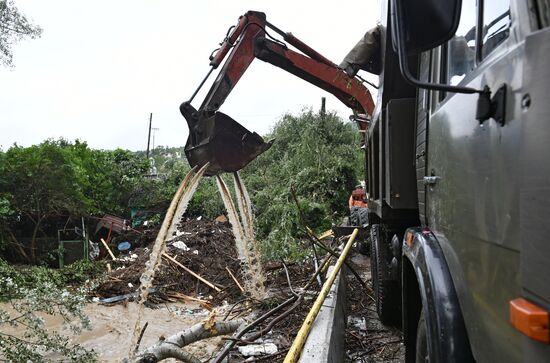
133, 319, 245, 363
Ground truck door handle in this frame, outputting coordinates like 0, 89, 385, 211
423, 176, 440, 185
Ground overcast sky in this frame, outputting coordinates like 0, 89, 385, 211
0, 1, 380, 151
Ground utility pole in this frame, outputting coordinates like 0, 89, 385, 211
151, 128, 160, 156
146, 113, 153, 158
321, 97, 326, 116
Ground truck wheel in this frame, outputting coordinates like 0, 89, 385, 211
370, 224, 401, 325
415, 309, 429, 362
350, 206, 360, 226
357, 208, 370, 255
358, 207, 369, 226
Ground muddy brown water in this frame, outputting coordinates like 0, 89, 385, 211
1, 301, 226, 362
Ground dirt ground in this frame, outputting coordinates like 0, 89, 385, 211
345, 251, 405, 362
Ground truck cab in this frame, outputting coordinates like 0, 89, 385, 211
366, 0, 550, 361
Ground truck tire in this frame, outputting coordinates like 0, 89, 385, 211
415, 309, 429, 363
357, 207, 370, 255
370, 224, 401, 325
358, 207, 369, 226
350, 206, 360, 226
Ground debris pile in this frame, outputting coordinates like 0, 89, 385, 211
344, 256, 404, 362
95, 218, 244, 303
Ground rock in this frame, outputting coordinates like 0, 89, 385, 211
215, 214, 228, 223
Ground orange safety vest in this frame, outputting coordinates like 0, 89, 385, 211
349, 187, 368, 209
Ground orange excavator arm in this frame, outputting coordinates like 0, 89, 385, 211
181, 10, 375, 176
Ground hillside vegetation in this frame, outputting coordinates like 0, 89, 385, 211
0, 109, 363, 262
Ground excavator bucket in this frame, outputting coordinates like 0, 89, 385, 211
180, 102, 273, 176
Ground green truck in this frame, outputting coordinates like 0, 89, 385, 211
365, 0, 550, 361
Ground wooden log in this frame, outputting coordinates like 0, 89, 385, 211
162, 253, 221, 292
133, 319, 245, 362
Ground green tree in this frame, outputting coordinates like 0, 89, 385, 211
1, 140, 89, 262
0, 0, 42, 67
243, 109, 363, 260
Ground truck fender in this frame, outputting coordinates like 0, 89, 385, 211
401, 227, 474, 363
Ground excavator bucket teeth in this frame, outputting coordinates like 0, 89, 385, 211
181, 103, 273, 176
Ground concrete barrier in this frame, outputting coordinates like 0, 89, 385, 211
299, 265, 347, 363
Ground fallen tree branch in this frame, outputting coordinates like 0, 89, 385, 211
212, 253, 333, 363
133, 319, 245, 362
165, 292, 210, 304
245, 295, 304, 342
264, 261, 296, 271
255, 348, 291, 361
212, 297, 298, 363
138, 345, 201, 363
133, 322, 149, 355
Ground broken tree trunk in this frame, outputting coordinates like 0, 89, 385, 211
132, 319, 245, 363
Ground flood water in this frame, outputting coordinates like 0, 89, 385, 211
1, 301, 226, 362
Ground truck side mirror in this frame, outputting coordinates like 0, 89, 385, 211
390, 0, 504, 125
391, 0, 462, 55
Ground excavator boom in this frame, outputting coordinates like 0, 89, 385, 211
181, 10, 375, 176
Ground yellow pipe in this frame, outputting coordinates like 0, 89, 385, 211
283, 228, 359, 363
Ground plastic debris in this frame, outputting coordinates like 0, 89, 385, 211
172, 241, 190, 251
89, 241, 100, 260
347, 316, 367, 331
238, 343, 278, 356
118, 241, 131, 251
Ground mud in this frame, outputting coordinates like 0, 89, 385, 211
1, 301, 226, 362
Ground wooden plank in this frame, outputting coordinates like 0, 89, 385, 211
162, 252, 221, 292
100, 238, 117, 261
225, 267, 245, 293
